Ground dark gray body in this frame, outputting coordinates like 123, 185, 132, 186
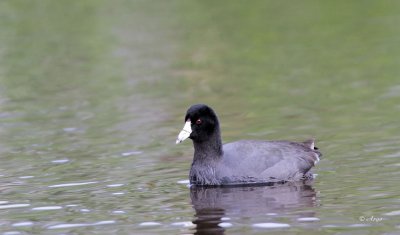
189, 140, 321, 186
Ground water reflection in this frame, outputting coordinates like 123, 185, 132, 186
190, 182, 317, 234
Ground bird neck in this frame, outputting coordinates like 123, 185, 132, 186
193, 130, 223, 162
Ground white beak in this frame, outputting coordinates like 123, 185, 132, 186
176, 121, 192, 144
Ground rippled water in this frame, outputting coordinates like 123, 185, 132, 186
0, 1, 400, 234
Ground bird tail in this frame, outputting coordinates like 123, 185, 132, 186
303, 138, 322, 158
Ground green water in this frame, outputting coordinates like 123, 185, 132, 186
0, 0, 399, 234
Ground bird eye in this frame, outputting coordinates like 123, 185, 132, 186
196, 119, 202, 125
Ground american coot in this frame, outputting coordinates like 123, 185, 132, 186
176, 104, 322, 186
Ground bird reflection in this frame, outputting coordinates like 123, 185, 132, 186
190, 182, 317, 235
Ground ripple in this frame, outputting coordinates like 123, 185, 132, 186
0, 204, 30, 209
139, 222, 162, 226
3, 232, 21, 235
107, 184, 124, 187
48, 220, 115, 229
19, 176, 34, 179
48, 181, 98, 188
323, 224, 371, 228
51, 159, 70, 164
383, 151, 400, 158
322, 225, 339, 228
171, 221, 195, 228
12, 222, 34, 227
381, 85, 400, 98
112, 210, 126, 214
112, 192, 125, 195
121, 151, 142, 157
177, 180, 190, 184
384, 210, 400, 216
32, 206, 62, 211
297, 217, 320, 222
369, 193, 390, 198
63, 127, 78, 132
349, 224, 370, 227
218, 222, 233, 228
252, 223, 290, 228
177, 179, 190, 188
266, 213, 277, 216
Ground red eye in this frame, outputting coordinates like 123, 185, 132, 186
196, 119, 202, 125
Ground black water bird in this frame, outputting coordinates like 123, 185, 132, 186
176, 104, 322, 186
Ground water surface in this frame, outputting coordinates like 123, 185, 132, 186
0, 0, 400, 234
